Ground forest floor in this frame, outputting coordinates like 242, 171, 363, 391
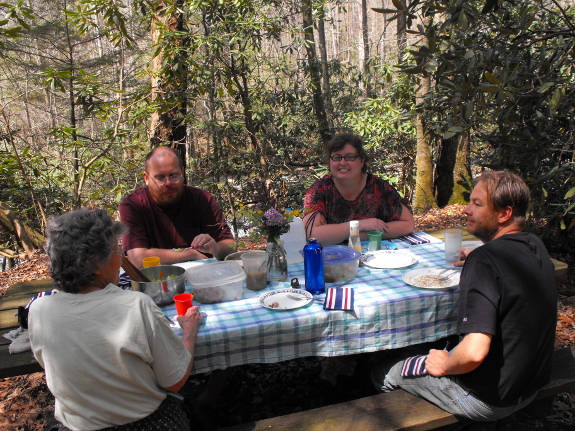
1, 205, 574, 430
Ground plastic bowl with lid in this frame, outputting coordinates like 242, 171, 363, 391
185, 261, 246, 304
322, 245, 361, 282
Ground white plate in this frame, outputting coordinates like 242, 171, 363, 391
173, 261, 209, 271
462, 240, 483, 250
403, 268, 460, 289
259, 289, 313, 310
361, 250, 418, 269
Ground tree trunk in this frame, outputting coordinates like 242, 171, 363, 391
149, 0, 188, 163
0, 202, 46, 258
361, 0, 372, 97
316, 6, 334, 134
434, 137, 457, 207
397, 9, 407, 62
448, 132, 472, 205
302, 0, 331, 145
412, 76, 437, 213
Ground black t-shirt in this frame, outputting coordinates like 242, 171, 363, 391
457, 232, 556, 406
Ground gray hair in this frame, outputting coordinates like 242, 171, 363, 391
44, 208, 127, 293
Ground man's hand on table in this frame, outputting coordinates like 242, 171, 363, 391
191, 235, 234, 260
454, 248, 473, 267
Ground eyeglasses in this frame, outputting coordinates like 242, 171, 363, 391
330, 153, 360, 162
152, 174, 182, 186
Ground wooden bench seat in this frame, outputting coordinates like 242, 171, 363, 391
218, 346, 575, 431
0, 278, 56, 378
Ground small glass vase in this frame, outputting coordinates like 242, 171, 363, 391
266, 240, 288, 281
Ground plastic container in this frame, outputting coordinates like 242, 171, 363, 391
131, 265, 186, 306
280, 216, 306, 264
185, 261, 246, 304
323, 245, 361, 282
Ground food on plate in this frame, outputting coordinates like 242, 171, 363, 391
270, 301, 279, 308
411, 274, 452, 288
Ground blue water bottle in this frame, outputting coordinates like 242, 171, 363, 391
304, 238, 325, 295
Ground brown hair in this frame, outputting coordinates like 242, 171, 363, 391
474, 170, 530, 227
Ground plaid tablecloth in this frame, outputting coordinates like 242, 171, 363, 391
161, 233, 459, 375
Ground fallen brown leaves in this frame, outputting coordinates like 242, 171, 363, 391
0, 373, 51, 430
0, 251, 50, 299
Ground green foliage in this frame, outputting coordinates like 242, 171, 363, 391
384, 0, 575, 232
0, 1, 34, 47
343, 74, 417, 196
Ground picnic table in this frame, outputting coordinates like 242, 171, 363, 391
164, 231, 460, 375
0, 228, 569, 379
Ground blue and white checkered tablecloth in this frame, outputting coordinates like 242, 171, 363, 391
161, 234, 459, 375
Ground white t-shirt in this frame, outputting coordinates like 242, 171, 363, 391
29, 284, 191, 431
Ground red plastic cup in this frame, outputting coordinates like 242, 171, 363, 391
173, 293, 194, 316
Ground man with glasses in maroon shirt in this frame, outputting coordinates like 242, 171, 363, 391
120, 146, 234, 268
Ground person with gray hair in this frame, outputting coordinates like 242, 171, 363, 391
29, 208, 203, 431
371, 171, 557, 424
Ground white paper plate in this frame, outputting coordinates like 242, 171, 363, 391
403, 268, 460, 289
462, 240, 483, 250
259, 289, 313, 310
361, 250, 418, 269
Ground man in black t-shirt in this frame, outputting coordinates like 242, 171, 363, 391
372, 171, 557, 422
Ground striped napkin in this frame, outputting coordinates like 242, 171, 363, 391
323, 287, 354, 311
401, 355, 428, 377
398, 233, 431, 245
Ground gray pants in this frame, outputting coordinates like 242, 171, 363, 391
371, 360, 537, 422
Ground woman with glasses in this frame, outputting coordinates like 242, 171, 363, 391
29, 208, 203, 431
303, 133, 414, 244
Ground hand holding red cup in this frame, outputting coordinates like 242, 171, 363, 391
174, 293, 194, 316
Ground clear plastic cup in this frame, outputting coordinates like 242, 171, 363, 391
444, 229, 463, 266
241, 251, 268, 291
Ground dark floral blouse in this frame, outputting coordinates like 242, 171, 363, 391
303, 174, 404, 237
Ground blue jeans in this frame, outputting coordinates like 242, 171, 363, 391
371, 361, 537, 422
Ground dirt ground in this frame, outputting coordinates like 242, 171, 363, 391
1, 205, 574, 430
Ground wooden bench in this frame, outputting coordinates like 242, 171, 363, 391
218, 346, 575, 431
0, 278, 55, 378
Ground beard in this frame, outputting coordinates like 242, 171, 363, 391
148, 184, 183, 207
469, 213, 500, 243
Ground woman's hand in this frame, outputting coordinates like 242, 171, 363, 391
358, 218, 389, 233
177, 305, 203, 335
